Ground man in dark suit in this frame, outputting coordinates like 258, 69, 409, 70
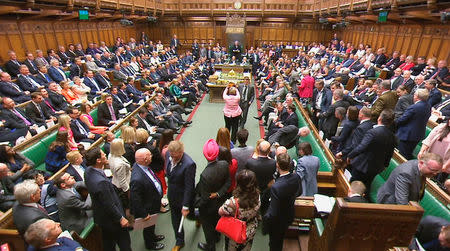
410, 215, 450, 250
196, 139, 231, 251
390, 68, 404, 90
0, 164, 17, 211
319, 89, 350, 139
396, 88, 431, 160
17, 65, 43, 92
25, 92, 56, 127
165, 141, 196, 251
426, 60, 449, 84
130, 148, 165, 250
24, 219, 88, 251
344, 181, 368, 203
377, 153, 442, 205
12, 179, 50, 236
84, 147, 131, 251
312, 80, 333, 126
4, 51, 21, 78
97, 95, 120, 126
238, 77, 255, 128
95, 68, 112, 89
0, 72, 31, 103
48, 59, 68, 83
35, 66, 53, 86
245, 141, 276, 215
348, 109, 396, 191
66, 151, 86, 182
69, 58, 84, 80
264, 153, 301, 251
24, 52, 39, 74
67, 107, 98, 143
47, 82, 69, 111
372, 48, 387, 67
337, 107, 375, 161
268, 125, 310, 149
425, 79, 442, 107
84, 70, 104, 96
55, 173, 91, 234
170, 34, 181, 51
266, 104, 299, 138
1, 97, 38, 135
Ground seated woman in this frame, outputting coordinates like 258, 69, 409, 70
58, 114, 78, 150
0, 145, 34, 175
60, 80, 80, 105
45, 130, 70, 174
79, 102, 108, 135
296, 142, 320, 196
72, 76, 91, 102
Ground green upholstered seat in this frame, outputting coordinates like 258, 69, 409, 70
90, 108, 98, 125
420, 191, 450, 221
22, 141, 49, 172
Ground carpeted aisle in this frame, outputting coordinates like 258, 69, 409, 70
130, 93, 270, 250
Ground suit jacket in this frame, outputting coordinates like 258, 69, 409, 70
391, 76, 404, 90
312, 87, 332, 112
238, 84, 255, 106
377, 160, 422, 205
281, 112, 299, 127
344, 195, 368, 203
56, 184, 91, 233
42, 237, 87, 251
245, 156, 276, 192
414, 216, 450, 249
348, 125, 395, 176
83, 77, 102, 95
296, 155, 320, 196
13, 203, 50, 235
130, 163, 162, 218
70, 118, 91, 142
195, 160, 230, 213
25, 101, 51, 126
165, 152, 196, 209
371, 91, 398, 120
264, 173, 301, 229
1, 108, 35, 129
97, 102, 120, 126
48, 90, 68, 111
4, 60, 21, 77
396, 100, 431, 142
35, 72, 52, 86
113, 69, 128, 82
84, 166, 125, 229
231, 146, 254, 173
268, 125, 299, 147
24, 59, 39, 74
341, 120, 375, 158
427, 88, 442, 107
48, 66, 67, 83
66, 164, 85, 182
320, 99, 350, 139
0, 81, 31, 103
17, 74, 41, 92
94, 74, 111, 89
372, 54, 387, 67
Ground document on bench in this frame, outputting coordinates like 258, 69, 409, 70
134, 214, 159, 230
314, 194, 335, 214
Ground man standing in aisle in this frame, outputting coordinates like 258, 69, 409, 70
84, 147, 131, 251
238, 76, 255, 129
165, 140, 196, 251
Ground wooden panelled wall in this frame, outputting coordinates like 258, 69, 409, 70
0, 21, 136, 64
140, 22, 333, 49
340, 24, 450, 63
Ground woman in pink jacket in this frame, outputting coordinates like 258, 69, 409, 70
298, 70, 315, 106
223, 85, 242, 143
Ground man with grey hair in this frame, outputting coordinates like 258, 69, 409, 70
12, 179, 50, 236
24, 218, 87, 250
48, 59, 67, 83
396, 88, 431, 159
0, 163, 16, 211
85, 54, 100, 73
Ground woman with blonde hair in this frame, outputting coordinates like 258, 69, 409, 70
120, 125, 137, 165
216, 127, 233, 150
60, 81, 80, 105
58, 114, 78, 150
72, 76, 90, 101
80, 102, 108, 135
109, 138, 131, 211
223, 85, 241, 143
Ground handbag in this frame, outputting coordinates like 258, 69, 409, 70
215, 198, 247, 244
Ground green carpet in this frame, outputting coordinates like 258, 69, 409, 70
130, 93, 270, 250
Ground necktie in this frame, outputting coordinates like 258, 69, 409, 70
13, 109, 32, 126
72, 188, 81, 199
147, 167, 162, 195
108, 104, 117, 121
43, 73, 51, 82
143, 118, 152, 131
242, 85, 247, 102
44, 100, 56, 113
27, 76, 41, 88
76, 120, 88, 136
10, 82, 21, 92
90, 78, 100, 91
419, 176, 426, 200
35, 103, 45, 119
29, 60, 37, 71
37, 204, 48, 215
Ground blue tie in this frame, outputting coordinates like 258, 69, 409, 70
45, 74, 51, 82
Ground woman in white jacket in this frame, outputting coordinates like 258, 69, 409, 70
108, 138, 131, 211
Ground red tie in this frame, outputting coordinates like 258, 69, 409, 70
45, 100, 56, 113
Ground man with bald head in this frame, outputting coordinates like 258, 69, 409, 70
130, 148, 165, 250
245, 140, 277, 215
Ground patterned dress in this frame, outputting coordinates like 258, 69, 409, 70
220, 196, 261, 251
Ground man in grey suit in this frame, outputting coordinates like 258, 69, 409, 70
377, 153, 443, 205
267, 125, 310, 149
238, 77, 255, 128
231, 129, 254, 173
55, 173, 92, 234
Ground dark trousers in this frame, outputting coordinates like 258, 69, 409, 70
224, 115, 240, 143
350, 167, 378, 198
239, 102, 250, 128
199, 207, 220, 251
269, 225, 287, 251
143, 225, 157, 248
101, 226, 131, 251
170, 204, 185, 246
398, 140, 419, 160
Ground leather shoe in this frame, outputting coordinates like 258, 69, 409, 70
186, 121, 192, 124
155, 235, 165, 242
197, 242, 210, 250
147, 243, 164, 250
171, 244, 185, 251
253, 116, 262, 120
